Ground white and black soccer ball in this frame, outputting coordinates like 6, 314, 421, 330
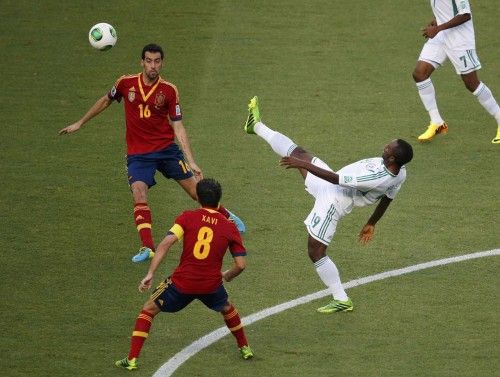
88, 23, 117, 51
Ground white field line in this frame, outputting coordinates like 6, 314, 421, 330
153, 249, 500, 377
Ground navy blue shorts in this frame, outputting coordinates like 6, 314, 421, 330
151, 278, 229, 313
127, 144, 193, 187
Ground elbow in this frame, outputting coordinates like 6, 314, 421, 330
236, 263, 246, 273
235, 259, 246, 272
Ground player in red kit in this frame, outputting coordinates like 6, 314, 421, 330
115, 178, 253, 371
59, 44, 245, 263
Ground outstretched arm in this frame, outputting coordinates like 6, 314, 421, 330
139, 233, 178, 292
58, 94, 113, 135
422, 13, 471, 38
280, 156, 339, 184
171, 120, 203, 181
359, 195, 393, 245
222, 256, 246, 282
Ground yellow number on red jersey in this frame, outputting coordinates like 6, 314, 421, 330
193, 226, 213, 260
138, 104, 151, 118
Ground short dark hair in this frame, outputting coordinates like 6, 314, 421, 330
196, 178, 222, 208
141, 43, 164, 59
394, 139, 414, 166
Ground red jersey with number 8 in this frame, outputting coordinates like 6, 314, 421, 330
108, 73, 182, 155
169, 208, 246, 294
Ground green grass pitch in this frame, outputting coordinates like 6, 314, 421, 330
1, 1, 498, 376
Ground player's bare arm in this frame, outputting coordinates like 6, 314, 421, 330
222, 256, 246, 282
171, 120, 203, 180
280, 156, 340, 184
139, 233, 178, 292
422, 13, 471, 39
358, 196, 393, 245
58, 94, 113, 135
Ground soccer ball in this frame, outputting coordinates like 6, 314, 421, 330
88, 23, 117, 51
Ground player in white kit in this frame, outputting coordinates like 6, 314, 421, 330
413, 0, 500, 144
244, 97, 414, 313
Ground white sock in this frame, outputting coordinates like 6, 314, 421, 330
314, 256, 348, 301
254, 121, 297, 157
473, 82, 500, 124
416, 79, 444, 125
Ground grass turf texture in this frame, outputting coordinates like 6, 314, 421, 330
1, 1, 498, 376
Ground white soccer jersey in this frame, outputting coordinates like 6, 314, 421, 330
431, 0, 475, 49
303, 157, 407, 245
337, 157, 406, 213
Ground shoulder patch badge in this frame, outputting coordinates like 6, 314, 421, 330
128, 87, 136, 102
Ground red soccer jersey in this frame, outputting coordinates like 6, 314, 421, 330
108, 73, 182, 155
169, 208, 246, 294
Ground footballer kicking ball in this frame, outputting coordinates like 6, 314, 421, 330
88, 23, 117, 51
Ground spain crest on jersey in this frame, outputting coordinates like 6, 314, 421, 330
154, 92, 166, 108
128, 87, 136, 102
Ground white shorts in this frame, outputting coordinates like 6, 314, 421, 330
418, 36, 481, 75
303, 158, 343, 246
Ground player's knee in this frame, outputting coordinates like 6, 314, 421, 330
412, 69, 427, 83
290, 147, 312, 161
131, 182, 148, 202
143, 299, 160, 316
412, 62, 433, 82
307, 247, 326, 262
307, 236, 328, 262
221, 301, 232, 313
462, 77, 479, 92
292, 146, 307, 155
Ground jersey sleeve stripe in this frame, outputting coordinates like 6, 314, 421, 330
357, 171, 389, 182
231, 250, 247, 257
